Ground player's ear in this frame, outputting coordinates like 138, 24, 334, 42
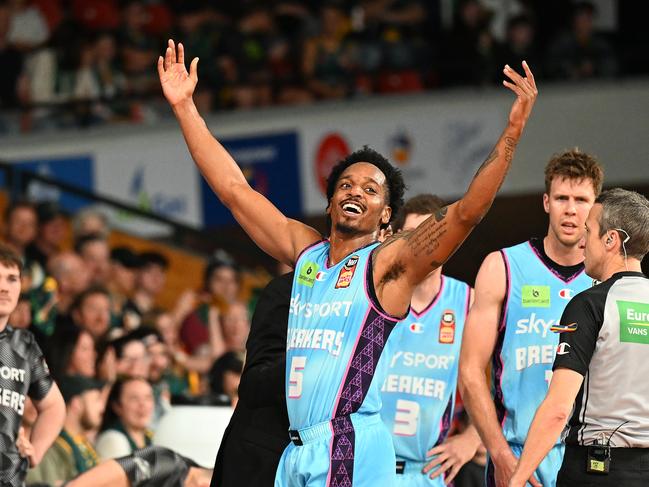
542, 193, 550, 214
381, 206, 391, 226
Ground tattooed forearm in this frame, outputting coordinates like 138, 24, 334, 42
504, 136, 516, 164
405, 221, 448, 258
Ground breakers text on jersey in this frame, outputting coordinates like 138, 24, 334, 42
0, 365, 27, 414
286, 327, 344, 356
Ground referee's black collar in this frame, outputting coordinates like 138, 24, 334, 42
611, 271, 646, 278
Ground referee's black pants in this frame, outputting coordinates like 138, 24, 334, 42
557, 444, 649, 486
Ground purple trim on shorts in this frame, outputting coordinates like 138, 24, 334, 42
492, 250, 510, 427
328, 308, 398, 486
329, 416, 356, 487
526, 240, 585, 284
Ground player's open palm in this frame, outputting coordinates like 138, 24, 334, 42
503, 61, 537, 134
158, 39, 199, 107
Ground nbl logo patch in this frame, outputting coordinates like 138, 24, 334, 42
438, 310, 456, 344
335, 255, 359, 289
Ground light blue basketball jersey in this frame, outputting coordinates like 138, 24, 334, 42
493, 241, 591, 445
287, 240, 401, 429
380, 276, 471, 462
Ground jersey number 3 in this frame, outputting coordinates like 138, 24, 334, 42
394, 399, 420, 436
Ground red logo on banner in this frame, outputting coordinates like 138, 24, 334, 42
315, 133, 351, 195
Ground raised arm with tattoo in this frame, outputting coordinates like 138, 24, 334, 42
158, 40, 319, 265
373, 62, 538, 317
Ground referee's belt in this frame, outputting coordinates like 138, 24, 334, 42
288, 412, 381, 446
395, 459, 428, 475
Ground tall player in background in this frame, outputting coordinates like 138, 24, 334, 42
380, 194, 481, 486
159, 38, 537, 487
459, 151, 604, 487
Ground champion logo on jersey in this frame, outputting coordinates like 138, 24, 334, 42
556, 342, 571, 355
550, 322, 578, 333
315, 271, 327, 281
335, 255, 359, 289
409, 322, 424, 334
558, 288, 574, 300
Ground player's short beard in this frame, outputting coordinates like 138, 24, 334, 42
334, 221, 363, 236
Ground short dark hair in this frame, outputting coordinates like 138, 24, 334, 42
4, 200, 36, 221
139, 251, 169, 270
74, 233, 107, 254
70, 285, 110, 314
596, 188, 649, 260
392, 194, 446, 232
326, 146, 406, 230
544, 148, 604, 196
0, 244, 22, 275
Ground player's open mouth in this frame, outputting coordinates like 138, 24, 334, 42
561, 222, 578, 232
341, 201, 364, 215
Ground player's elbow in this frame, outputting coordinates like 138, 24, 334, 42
456, 199, 488, 227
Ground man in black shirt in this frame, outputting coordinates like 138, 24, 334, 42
512, 188, 649, 486
211, 272, 293, 487
0, 244, 65, 486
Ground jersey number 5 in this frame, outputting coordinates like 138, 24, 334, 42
394, 399, 420, 436
289, 356, 307, 398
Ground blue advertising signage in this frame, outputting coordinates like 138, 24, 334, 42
201, 131, 302, 228
5, 155, 94, 213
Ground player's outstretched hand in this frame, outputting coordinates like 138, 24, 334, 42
503, 61, 537, 135
158, 39, 199, 108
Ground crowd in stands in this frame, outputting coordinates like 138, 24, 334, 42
2, 197, 251, 485
0, 0, 639, 132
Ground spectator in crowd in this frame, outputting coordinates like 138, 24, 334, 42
118, 0, 160, 94
223, 4, 277, 108
362, 0, 429, 71
2, 200, 37, 258
180, 254, 237, 355
111, 331, 151, 379
208, 351, 244, 407
30, 251, 89, 336
138, 327, 172, 426
441, 0, 497, 86
546, 1, 617, 80
71, 285, 112, 340
221, 301, 250, 354
495, 14, 541, 82
75, 233, 111, 286
123, 250, 168, 329
303, 2, 352, 100
107, 246, 140, 325
47, 320, 97, 380
26, 201, 69, 270
95, 377, 155, 460
26, 375, 105, 485
72, 208, 109, 239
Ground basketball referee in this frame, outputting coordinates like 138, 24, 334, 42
510, 188, 649, 487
